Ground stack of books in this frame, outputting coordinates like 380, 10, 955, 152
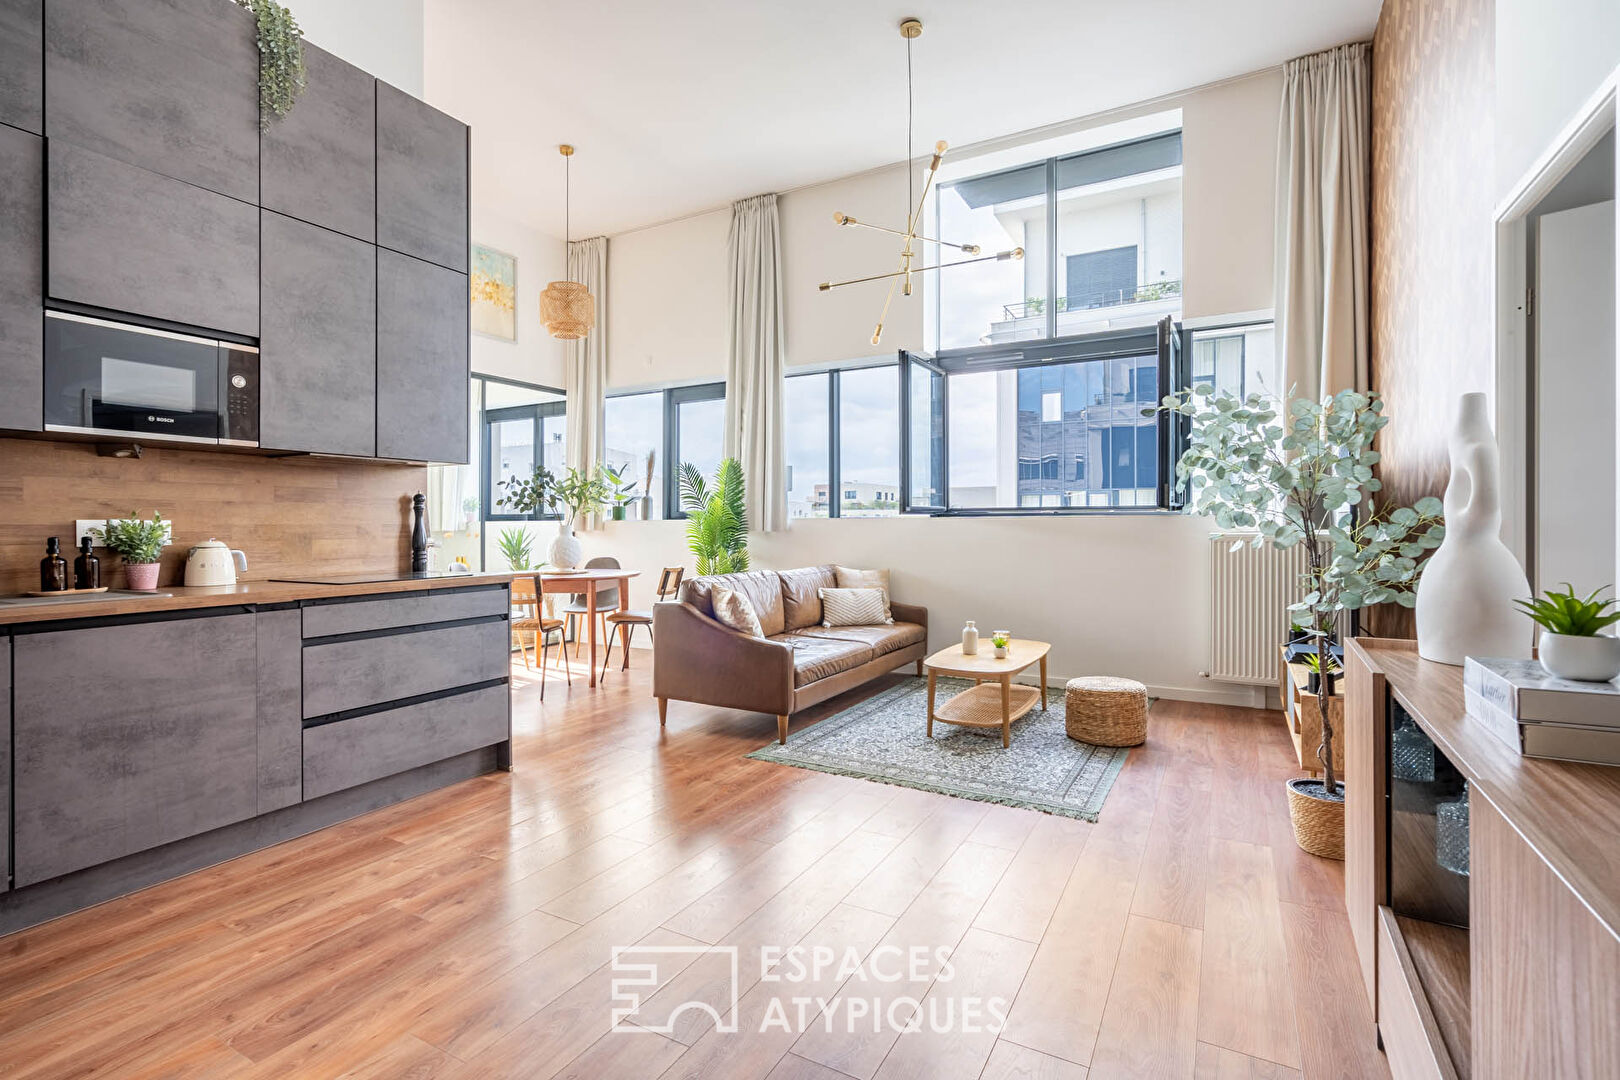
1464, 657, 1620, 765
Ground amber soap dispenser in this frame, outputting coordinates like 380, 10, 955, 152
40, 536, 68, 592
74, 536, 101, 590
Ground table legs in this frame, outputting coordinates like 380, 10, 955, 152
926, 670, 937, 738
1001, 675, 1012, 748
585, 585, 598, 688
1039, 655, 1048, 711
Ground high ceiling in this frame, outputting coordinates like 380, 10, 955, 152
423, 0, 1381, 239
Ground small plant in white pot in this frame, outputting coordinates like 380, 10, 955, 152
1514, 585, 1620, 682
991, 632, 1011, 659
91, 512, 168, 591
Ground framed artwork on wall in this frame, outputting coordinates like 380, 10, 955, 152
471, 244, 518, 341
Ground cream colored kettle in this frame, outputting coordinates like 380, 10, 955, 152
184, 539, 247, 587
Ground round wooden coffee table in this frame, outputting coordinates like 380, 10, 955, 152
923, 640, 1051, 748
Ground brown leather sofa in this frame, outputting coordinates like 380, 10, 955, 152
652, 565, 928, 743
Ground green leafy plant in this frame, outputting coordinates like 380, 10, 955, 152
552, 465, 612, 526
496, 528, 534, 571
1302, 651, 1341, 675
603, 463, 637, 504
1162, 386, 1447, 798
91, 512, 168, 564
991, 633, 1011, 649
235, 0, 307, 131
679, 458, 749, 575
495, 465, 557, 518
1514, 585, 1620, 637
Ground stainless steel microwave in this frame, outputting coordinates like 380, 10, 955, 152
43, 311, 259, 447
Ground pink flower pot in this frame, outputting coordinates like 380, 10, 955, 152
125, 562, 160, 591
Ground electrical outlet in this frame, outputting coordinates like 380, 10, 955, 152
76, 518, 172, 547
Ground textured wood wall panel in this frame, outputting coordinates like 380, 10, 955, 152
1367, 0, 1496, 636
0, 438, 426, 594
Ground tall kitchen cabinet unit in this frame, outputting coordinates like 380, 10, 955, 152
0, 0, 43, 433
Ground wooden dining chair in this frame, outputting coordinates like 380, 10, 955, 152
562, 555, 621, 658
600, 566, 684, 680
512, 574, 570, 699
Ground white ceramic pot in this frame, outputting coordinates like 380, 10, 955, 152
1539, 632, 1620, 682
548, 524, 582, 570
1415, 393, 1533, 665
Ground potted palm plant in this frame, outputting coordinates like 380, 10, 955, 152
91, 512, 170, 591
1164, 387, 1445, 858
1514, 585, 1620, 681
496, 527, 535, 571
679, 458, 749, 575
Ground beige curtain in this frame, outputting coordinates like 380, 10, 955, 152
564, 236, 608, 528
724, 193, 788, 532
1275, 41, 1371, 400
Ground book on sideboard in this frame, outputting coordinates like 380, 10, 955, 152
1463, 657, 1620, 765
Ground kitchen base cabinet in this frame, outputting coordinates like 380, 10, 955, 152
2, 635, 10, 892
12, 611, 259, 887
304, 684, 509, 800
302, 618, 507, 718
255, 608, 303, 813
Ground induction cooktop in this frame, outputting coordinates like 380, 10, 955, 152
269, 571, 488, 585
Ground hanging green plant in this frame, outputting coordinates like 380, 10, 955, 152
236, 0, 307, 131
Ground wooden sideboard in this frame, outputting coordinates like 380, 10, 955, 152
1345, 638, 1620, 1079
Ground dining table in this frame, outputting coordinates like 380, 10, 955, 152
536, 567, 641, 688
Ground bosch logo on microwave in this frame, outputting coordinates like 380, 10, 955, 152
147, 415, 175, 423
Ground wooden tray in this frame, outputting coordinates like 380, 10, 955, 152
934, 683, 1043, 729
25, 586, 109, 597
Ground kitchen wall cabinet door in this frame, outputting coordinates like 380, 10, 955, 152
47, 142, 259, 337
261, 42, 375, 243
45, 0, 259, 203
0, 0, 43, 134
0, 125, 42, 432
377, 249, 469, 463
376, 81, 468, 274
260, 212, 376, 456
12, 611, 260, 887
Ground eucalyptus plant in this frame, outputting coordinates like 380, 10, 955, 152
495, 465, 557, 518
679, 458, 749, 576
1164, 386, 1446, 797
235, 0, 307, 131
552, 465, 611, 526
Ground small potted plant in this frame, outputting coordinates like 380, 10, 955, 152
602, 463, 637, 522
640, 450, 657, 520
1514, 584, 1620, 682
991, 631, 1011, 659
496, 527, 534, 571
1303, 650, 1340, 696
91, 511, 169, 591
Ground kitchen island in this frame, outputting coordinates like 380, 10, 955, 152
0, 573, 519, 933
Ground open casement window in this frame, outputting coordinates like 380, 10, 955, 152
901, 316, 1184, 514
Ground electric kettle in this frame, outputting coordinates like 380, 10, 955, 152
184, 539, 247, 586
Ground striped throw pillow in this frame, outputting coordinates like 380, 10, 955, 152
711, 584, 765, 637
819, 587, 894, 627
834, 566, 893, 621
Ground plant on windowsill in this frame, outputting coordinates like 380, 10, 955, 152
1161, 385, 1446, 859
602, 463, 637, 522
496, 527, 535, 571
1514, 585, 1620, 681
91, 511, 169, 591
641, 450, 657, 521
235, 0, 307, 131
679, 458, 749, 576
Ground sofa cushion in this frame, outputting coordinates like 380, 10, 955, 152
773, 631, 875, 687
787, 622, 926, 658
710, 584, 765, 637
778, 565, 837, 630
834, 566, 894, 621
680, 570, 786, 637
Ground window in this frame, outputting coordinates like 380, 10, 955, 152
1189, 323, 1276, 401
936, 130, 1182, 348
602, 382, 726, 519
838, 365, 900, 517
603, 392, 664, 520
785, 373, 830, 518
482, 380, 565, 521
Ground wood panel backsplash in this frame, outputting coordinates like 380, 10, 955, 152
0, 438, 427, 593
1367, 0, 1496, 636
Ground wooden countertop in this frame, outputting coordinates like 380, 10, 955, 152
1352, 637, 1620, 941
0, 572, 520, 627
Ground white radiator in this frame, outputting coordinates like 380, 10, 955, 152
1207, 534, 1310, 684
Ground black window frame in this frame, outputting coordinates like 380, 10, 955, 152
602, 381, 727, 520
480, 376, 567, 522
783, 361, 904, 520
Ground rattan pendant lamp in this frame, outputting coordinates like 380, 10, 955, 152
539, 144, 596, 340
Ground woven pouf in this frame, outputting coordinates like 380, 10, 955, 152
1065, 676, 1148, 747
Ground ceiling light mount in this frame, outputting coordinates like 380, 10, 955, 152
540, 143, 596, 340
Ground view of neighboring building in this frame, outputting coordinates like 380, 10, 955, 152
811, 481, 899, 517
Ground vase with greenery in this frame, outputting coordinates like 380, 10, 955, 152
1514, 585, 1620, 681
679, 458, 749, 576
91, 512, 170, 591
496, 527, 535, 571
235, 0, 307, 131
602, 463, 637, 522
1164, 386, 1445, 858
549, 465, 611, 568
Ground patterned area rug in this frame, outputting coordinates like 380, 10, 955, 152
748, 676, 1132, 822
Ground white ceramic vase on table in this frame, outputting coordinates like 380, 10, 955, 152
548, 521, 582, 569
1414, 392, 1532, 665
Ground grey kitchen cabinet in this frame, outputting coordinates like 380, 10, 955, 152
261, 42, 376, 243
0, 0, 43, 134
2, 635, 10, 892
304, 684, 508, 800
12, 611, 260, 888
0, 125, 42, 432
376, 249, 469, 463
45, 0, 259, 203
47, 142, 259, 337
255, 608, 303, 814
376, 81, 468, 273
302, 618, 508, 718
259, 211, 376, 456
301, 585, 509, 639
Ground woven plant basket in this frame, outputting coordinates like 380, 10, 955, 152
1286, 777, 1345, 860
1064, 676, 1148, 747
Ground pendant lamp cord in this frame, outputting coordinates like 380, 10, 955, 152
906, 32, 913, 221
564, 153, 571, 247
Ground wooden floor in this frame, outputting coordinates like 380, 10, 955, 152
0, 656, 1390, 1080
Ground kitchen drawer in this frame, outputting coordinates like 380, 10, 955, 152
303, 683, 508, 799
301, 585, 509, 638
302, 617, 508, 718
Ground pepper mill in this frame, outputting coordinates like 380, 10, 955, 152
410, 493, 428, 572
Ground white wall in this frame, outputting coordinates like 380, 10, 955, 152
607, 209, 731, 388
469, 206, 569, 389
295, 0, 425, 97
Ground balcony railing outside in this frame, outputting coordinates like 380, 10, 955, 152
1001, 279, 1182, 321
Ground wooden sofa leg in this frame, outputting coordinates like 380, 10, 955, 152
777, 714, 789, 744
915, 658, 923, 677
658, 697, 668, 728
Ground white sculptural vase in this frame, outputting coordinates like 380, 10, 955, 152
1414, 392, 1533, 665
548, 521, 583, 570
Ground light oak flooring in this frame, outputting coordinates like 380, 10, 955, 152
0, 658, 1390, 1079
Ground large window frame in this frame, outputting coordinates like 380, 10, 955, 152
783, 361, 901, 519
480, 376, 566, 522
603, 381, 727, 520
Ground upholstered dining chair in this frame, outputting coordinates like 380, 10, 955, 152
562, 555, 621, 658
600, 566, 683, 680
511, 574, 570, 699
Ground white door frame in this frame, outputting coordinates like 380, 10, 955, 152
1492, 66, 1618, 568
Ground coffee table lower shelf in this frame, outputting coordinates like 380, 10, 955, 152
931, 683, 1043, 746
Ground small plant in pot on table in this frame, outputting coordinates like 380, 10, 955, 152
1162, 386, 1446, 859
1515, 585, 1620, 682
91, 512, 169, 591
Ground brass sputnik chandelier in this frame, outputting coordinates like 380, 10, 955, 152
540, 144, 596, 340
819, 18, 1023, 345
